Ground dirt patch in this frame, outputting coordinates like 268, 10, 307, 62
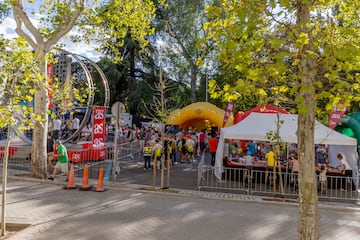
0, 223, 31, 239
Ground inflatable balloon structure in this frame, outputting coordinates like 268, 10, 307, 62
167, 102, 234, 130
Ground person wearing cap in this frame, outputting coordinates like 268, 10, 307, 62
48, 140, 69, 181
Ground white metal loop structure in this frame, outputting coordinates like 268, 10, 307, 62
16, 49, 110, 144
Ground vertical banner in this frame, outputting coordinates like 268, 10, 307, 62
92, 106, 106, 147
329, 100, 347, 129
222, 101, 234, 127
47, 63, 54, 109
64, 57, 72, 110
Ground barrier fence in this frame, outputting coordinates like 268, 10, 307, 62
0, 141, 142, 181
197, 160, 359, 202
2, 143, 359, 203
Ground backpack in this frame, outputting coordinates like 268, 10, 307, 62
155, 148, 162, 157
187, 145, 193, 152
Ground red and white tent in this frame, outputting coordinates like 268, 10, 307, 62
215, 112, 357, 180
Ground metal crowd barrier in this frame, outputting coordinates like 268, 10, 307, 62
197, 162, 359, 202
0, 141, 142, 180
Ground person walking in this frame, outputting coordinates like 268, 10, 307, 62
52, 115, 62, 140
47, 132, 54, 175
289, 155, 299, 186
143, 141, 153, 170
207, 134, 218, 166
153, 140, 163, 169
139, 127, 147, 151
198, 130, 207, 155
170, 135, 177, 165
70, 114, 80, 141
185, 135, 195, 163
319, 164, 327, 193
178, 137, 187, 163
48, 140, 69, 181
243, 150, 254, 186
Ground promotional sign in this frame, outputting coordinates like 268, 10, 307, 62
222, 101, 234, 127
329, 100, 347, 129
92, 106, 106, 147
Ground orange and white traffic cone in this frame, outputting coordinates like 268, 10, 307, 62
64, 164, 77, 189
94, 167, 105, 192
79, 164, 92, 191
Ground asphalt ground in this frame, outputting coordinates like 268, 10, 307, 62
116, 154, 200, 190
2, 147, 360, 239
2, 175, 360, 240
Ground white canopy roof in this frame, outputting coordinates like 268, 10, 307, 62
219, 112, 356, 145
214, 112, 357, 180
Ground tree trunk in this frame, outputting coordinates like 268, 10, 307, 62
296, 1, 320, 239
1, 123, 12, 236
31, 48, 48, 179
11, 1, 84, 179
190, 63, 198, 103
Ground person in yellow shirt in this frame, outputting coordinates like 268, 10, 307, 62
265, 146, 276, 185
143, 142, 153, 170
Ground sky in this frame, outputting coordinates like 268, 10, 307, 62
0, 4, 103, 62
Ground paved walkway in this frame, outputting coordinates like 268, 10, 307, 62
1, 176, 360, 240
2, 150, 360, 239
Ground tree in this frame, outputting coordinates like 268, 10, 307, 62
8, 0, 164, 178
141, 56, 179, 189
96, 33, 192, 115
0, 37, 43, 237
0, 2, 9, 20
205, 1, 360, 239
9, 0, 86, 178
154, 0, 212, 103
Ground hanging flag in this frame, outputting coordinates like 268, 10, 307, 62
329, 100, 347, 129
222, 101, 234, 127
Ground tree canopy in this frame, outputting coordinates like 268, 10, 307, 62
204, 1, 360, 239
205, 1, 360, 118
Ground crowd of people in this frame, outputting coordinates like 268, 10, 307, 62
227, 141, 357, 192
137, 128, 218, 170
49, 114, 81, 140
46, 116, 357, 193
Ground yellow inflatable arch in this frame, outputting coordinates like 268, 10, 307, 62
167, 102, 234, 130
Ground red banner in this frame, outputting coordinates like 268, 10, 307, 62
223, 101, 234, 127
92, 106, 106, 147
47, 63, 54, 109
329, 100, 347, 129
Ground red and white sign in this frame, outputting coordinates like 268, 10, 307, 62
329, 100, 347, 129
223, 101, 234, 127
92, 106, 106, 147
